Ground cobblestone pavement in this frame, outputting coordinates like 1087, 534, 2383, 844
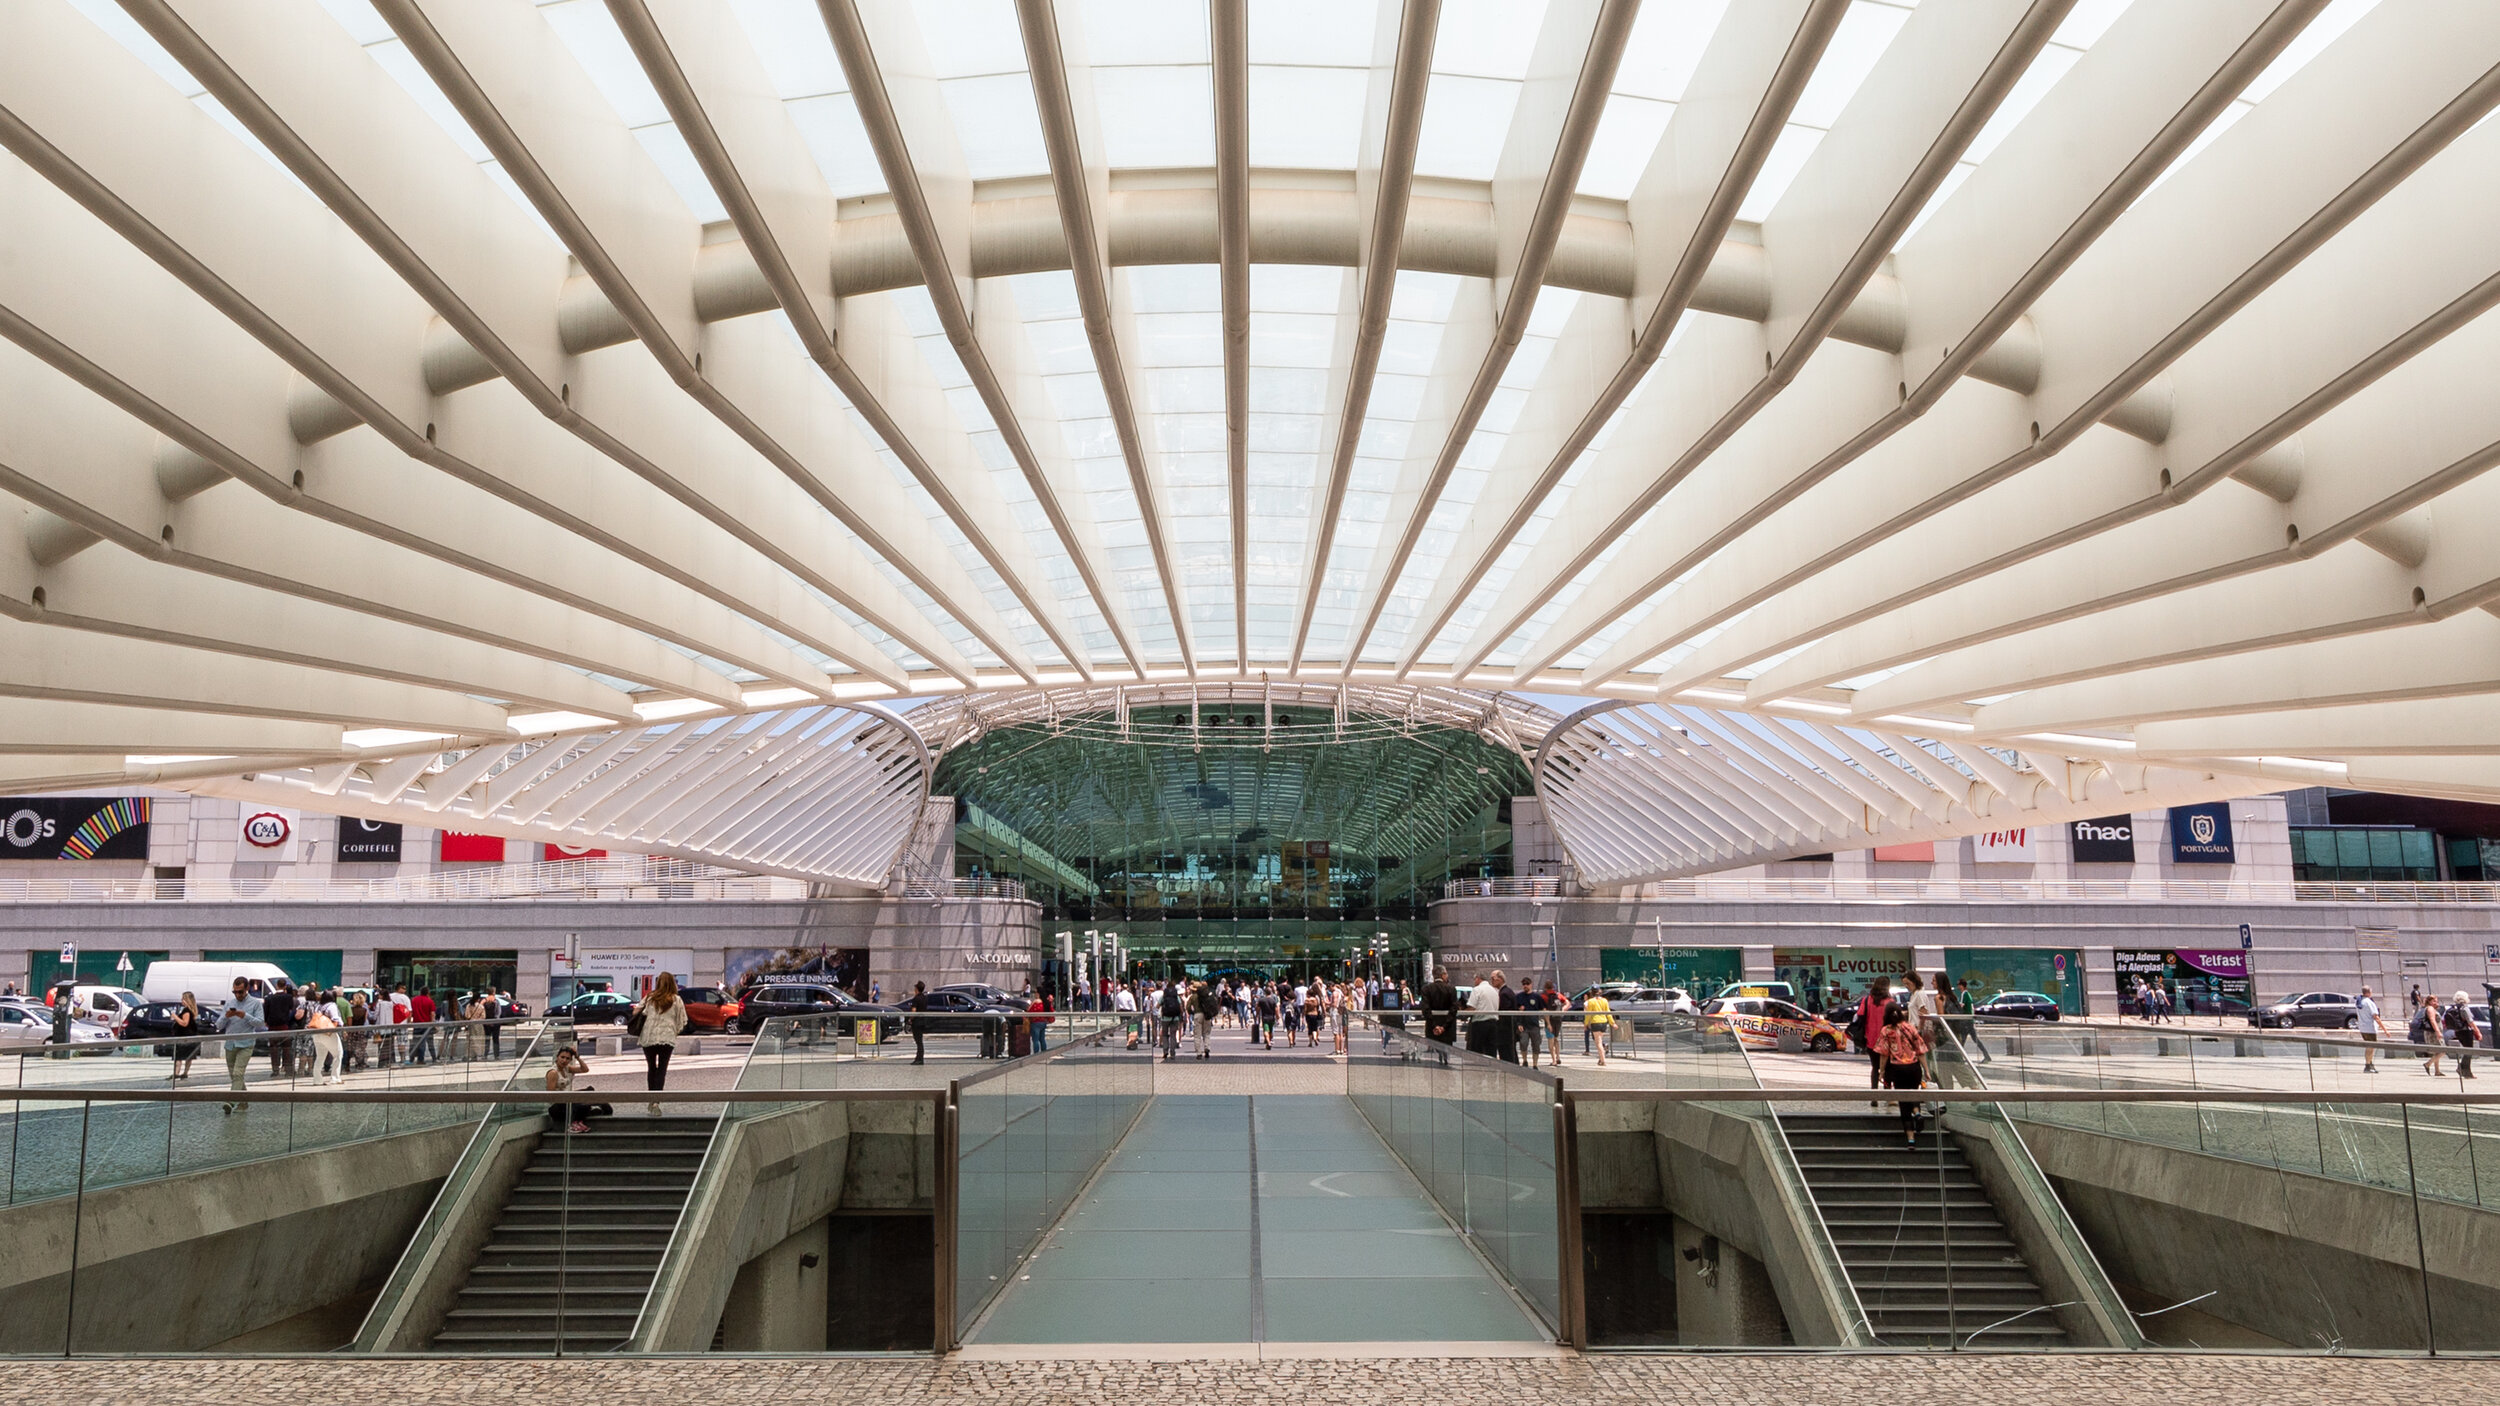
0, 1352, 2484, 1404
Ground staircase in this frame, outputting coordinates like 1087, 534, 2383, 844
1782, 1114, 2070, 1348
430, 1117, 714, 1353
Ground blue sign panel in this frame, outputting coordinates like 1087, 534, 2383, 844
2168, 802, 2236, 864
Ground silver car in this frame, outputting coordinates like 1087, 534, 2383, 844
0, 1002, 115, 1046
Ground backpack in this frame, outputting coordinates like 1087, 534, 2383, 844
1380, 987, 1401, 1011
1158, 989, 1182, 1019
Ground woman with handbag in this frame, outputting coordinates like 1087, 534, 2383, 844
632, 973, 689, 1115
1876, 1004, 1931, 1145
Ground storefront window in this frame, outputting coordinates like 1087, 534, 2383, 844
2294, 827, 2440, 882
375, 949, 518, 1006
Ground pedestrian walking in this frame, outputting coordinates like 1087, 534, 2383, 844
2448, 990, 2479, 1079
1190, 981, 1217, 1060
1852, 979, 1894, 1092
168, 992, 203, 1081
632, 972, 688, 1114
1583, 988, 1613, 1066
2356, 986, 2381, 1072
307, 999, 344, 1084
904, 981, 931, 1065
1877, 1004, 1930, 1145
1157, 981, 1184, 1061
216, 978, 263, 1115
2416, 994, 2446, 1077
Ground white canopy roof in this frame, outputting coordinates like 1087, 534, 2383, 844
3, 0, 2497, 865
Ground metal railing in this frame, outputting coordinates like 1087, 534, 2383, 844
0, 857, 805, 903
1445, 876, 2500, 904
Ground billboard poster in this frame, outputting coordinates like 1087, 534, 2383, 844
724, 945, 872, 1000
2069, 815, 2137, 864
336, 818, 404, 863
2168, 802, 2237, 864
1773, 947, 1913, 1014
2115, 947, 2253, 1016
545, 842, 608, 860
550, 946, 693, 1001
0, 797, 151, 860
1971, 828, 2034, 862
1599, 946, 1743, 995
1871, 842, 1933, 862
1946, 947, 2085, 1015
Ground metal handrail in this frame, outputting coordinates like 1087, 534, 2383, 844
9, 1013, 546, 1062
1442, 876, 2500, 904
625, 1006, 778, 1350
1717, 1017, 1881, 1347
1930, 1019, 2147, 1348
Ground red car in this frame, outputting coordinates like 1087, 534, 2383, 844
679, 985, 742, 1032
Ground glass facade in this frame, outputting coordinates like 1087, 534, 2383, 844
935, 698, 1530, 973
2292, 826, 2439, 882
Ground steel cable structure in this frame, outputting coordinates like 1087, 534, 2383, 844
0, 1, 2496, 880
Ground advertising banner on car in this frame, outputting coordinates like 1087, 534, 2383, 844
0, 796, 151, 860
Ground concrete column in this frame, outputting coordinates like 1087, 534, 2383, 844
719, 1217, 830, 1351
1672, 1217, 1785, 1346
2085, 946, 2119, 1016
1742, 945, 1775, 982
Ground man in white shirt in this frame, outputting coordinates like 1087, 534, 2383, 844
1466, 972, 1501, 1056
2356, 986, 2381, 1071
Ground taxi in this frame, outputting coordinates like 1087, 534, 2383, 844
1701, 995, 1843, 1052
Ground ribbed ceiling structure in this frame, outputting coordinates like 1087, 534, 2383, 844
2, 0, 2498, 825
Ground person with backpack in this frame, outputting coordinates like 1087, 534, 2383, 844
1156, 981, 1184, 1061
2447, 990, 2479, 1079
2414, 994, 2446, 1077
1190, 981, 1218, 1060
1254, 983, 1279, 1048
1876, 1004, 1931, 1145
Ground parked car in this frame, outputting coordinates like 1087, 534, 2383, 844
61, 985, 147, 1033
1709, 981, 1801, 1005
1974, 991, 2066, 1022
736, 978, 899, 1039
2248, 991, 2361, 1030
908, 988, 1029, 1035
935, 983, 1026, 1008
0, 1002, 114, 1046
552, 991, 637, 1025
1572, 984, 1696, 1031
679, 985, 742, 1033
1701, 996, 1843, 1052
123, 1000, 202, 1049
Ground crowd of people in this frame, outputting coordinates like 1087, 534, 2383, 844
176, 977, 535, 1111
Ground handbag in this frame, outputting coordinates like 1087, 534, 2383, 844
626, 1006, 647, 1037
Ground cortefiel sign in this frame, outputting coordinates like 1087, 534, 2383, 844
0, 797, 151, 860
336, 818, 404, 863
2168, 802, 2237, 864
2068, 815, 2137, 864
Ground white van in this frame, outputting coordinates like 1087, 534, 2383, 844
140, 961, 291, 1004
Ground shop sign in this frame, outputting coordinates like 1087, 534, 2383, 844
550, 948, 693, 982
238, 806, 300, 860
1972, 828, 2034, 862
0, 797, 151, 860
545, 842, 607, 860
2168, 802, 2236, 864
2068, 815, 2137, 864
337, 818, 404, 863
440, 831, 505, 862
966, 951, 1026, 967
1441, 950, 1514, 965
1871, 842, 1933, 862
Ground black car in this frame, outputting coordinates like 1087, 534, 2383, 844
908, 988, 1028, 1035
2249, 991, 2361, 1030
125, 1000, 207, 1050
553, 991, 636, 1025
735, 979, 899, 1039
1972, 991, 2065, 1022
935, 983, 1025, 1008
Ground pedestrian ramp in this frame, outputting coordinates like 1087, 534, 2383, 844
963, 1094, 1545, 1347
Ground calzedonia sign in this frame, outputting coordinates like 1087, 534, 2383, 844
2069, 815, 2137, 864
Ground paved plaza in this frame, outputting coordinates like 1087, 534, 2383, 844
0, 1351, 2485, 1402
